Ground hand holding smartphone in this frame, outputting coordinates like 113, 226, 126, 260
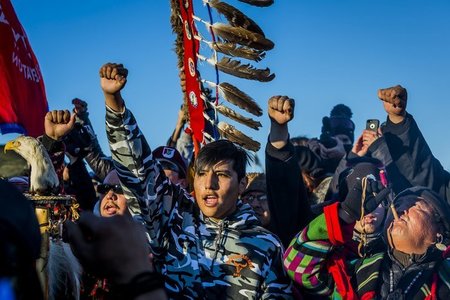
366, 119, 380, 132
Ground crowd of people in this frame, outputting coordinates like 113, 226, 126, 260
1, 62, 450, 300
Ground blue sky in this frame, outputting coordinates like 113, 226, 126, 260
3, 0, 450, 171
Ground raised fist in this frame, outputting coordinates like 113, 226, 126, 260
268, 95, 295, 125
72, 98, 88, 115
44, 110, 76, 141
378, 85, 407, 117
99, 63, 128, 95
378, 85, 407, 107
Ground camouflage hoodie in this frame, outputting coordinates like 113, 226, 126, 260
105, 106, 293, 299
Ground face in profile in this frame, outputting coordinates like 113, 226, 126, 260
98, 171, 129, 217
194, 160, 246, 220
387, 199, 439, 254
242, 191, 270, 227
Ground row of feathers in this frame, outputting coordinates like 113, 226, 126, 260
170, 0, 276, 152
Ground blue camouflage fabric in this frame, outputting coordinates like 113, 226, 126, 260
105, 105, 293, 299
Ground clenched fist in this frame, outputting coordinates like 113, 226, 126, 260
378, 85, 407, 107
378, 85, 407, 120
99, 63, 128, 95
44, 110, 76, 141
268, 95, 295, 125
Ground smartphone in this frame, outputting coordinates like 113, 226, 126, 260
366, 119, 380, 132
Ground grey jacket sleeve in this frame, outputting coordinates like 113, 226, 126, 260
105, 105, 193, 255
76, 110, 114, 181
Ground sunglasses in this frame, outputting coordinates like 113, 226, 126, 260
97, 184, 123, 195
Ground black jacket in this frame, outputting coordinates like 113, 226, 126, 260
265, 141, 313, 247
368, 113, 450, 204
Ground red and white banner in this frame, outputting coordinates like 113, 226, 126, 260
178, 0, 205, 143
0, 0, 48, 137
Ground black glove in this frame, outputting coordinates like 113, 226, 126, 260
339, 179, 390, 224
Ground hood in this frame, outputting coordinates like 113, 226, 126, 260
205, 200, 261, 230
383, 186, 450, 255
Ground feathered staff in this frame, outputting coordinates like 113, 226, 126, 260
170, 0, 275, 152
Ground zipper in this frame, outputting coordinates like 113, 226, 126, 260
210, 220, 229, 268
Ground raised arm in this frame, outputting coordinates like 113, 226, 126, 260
266, 96, 312, 247
100, 63, 189, 254
72, 98, 114, 182
367, 85, 450, 202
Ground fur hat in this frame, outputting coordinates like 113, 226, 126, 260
152, 146, 187, 179
242, 172, 266, 196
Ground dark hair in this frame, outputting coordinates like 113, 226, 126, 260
195, 140, 249, 182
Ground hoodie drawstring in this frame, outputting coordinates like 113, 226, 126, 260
211, 220, 228, 268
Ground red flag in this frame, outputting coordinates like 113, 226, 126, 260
178, 0, 205, 143
0, 0, 48, 137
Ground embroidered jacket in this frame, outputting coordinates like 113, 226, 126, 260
283, 202, 450, 299
105, 106, 293, 299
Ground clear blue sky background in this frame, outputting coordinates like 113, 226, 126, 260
3, 0, 450, 171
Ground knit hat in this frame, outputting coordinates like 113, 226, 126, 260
338, 161, 382, 201
241, 173, 266, 197
321, 104, 355, 143
152, 146, 187, 179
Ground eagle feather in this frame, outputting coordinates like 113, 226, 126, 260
208, 0, 265, 36
203, 81, 262, 116
211, 42, 265, 61
237, 0, 274, 7
218, 82, 262, 116
216, 57, 275, 82
211, 22, 274, 51
216, 105, 261, 130
217, 122, 260, 152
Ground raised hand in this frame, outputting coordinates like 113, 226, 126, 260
352, 130, 380, 157
44, 110, 76, 141
378, 85, 407, 108
99, 63, 128, 111
378, 85, 407, 122
99, 63, 128, 96
268, 95, 295, 125
72, 98, 88, 115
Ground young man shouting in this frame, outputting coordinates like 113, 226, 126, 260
99, 63, 293, 299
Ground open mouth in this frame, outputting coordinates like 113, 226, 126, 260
103, 202, 120, 215
203, 195, 219, 207
364, 215, 377, 224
